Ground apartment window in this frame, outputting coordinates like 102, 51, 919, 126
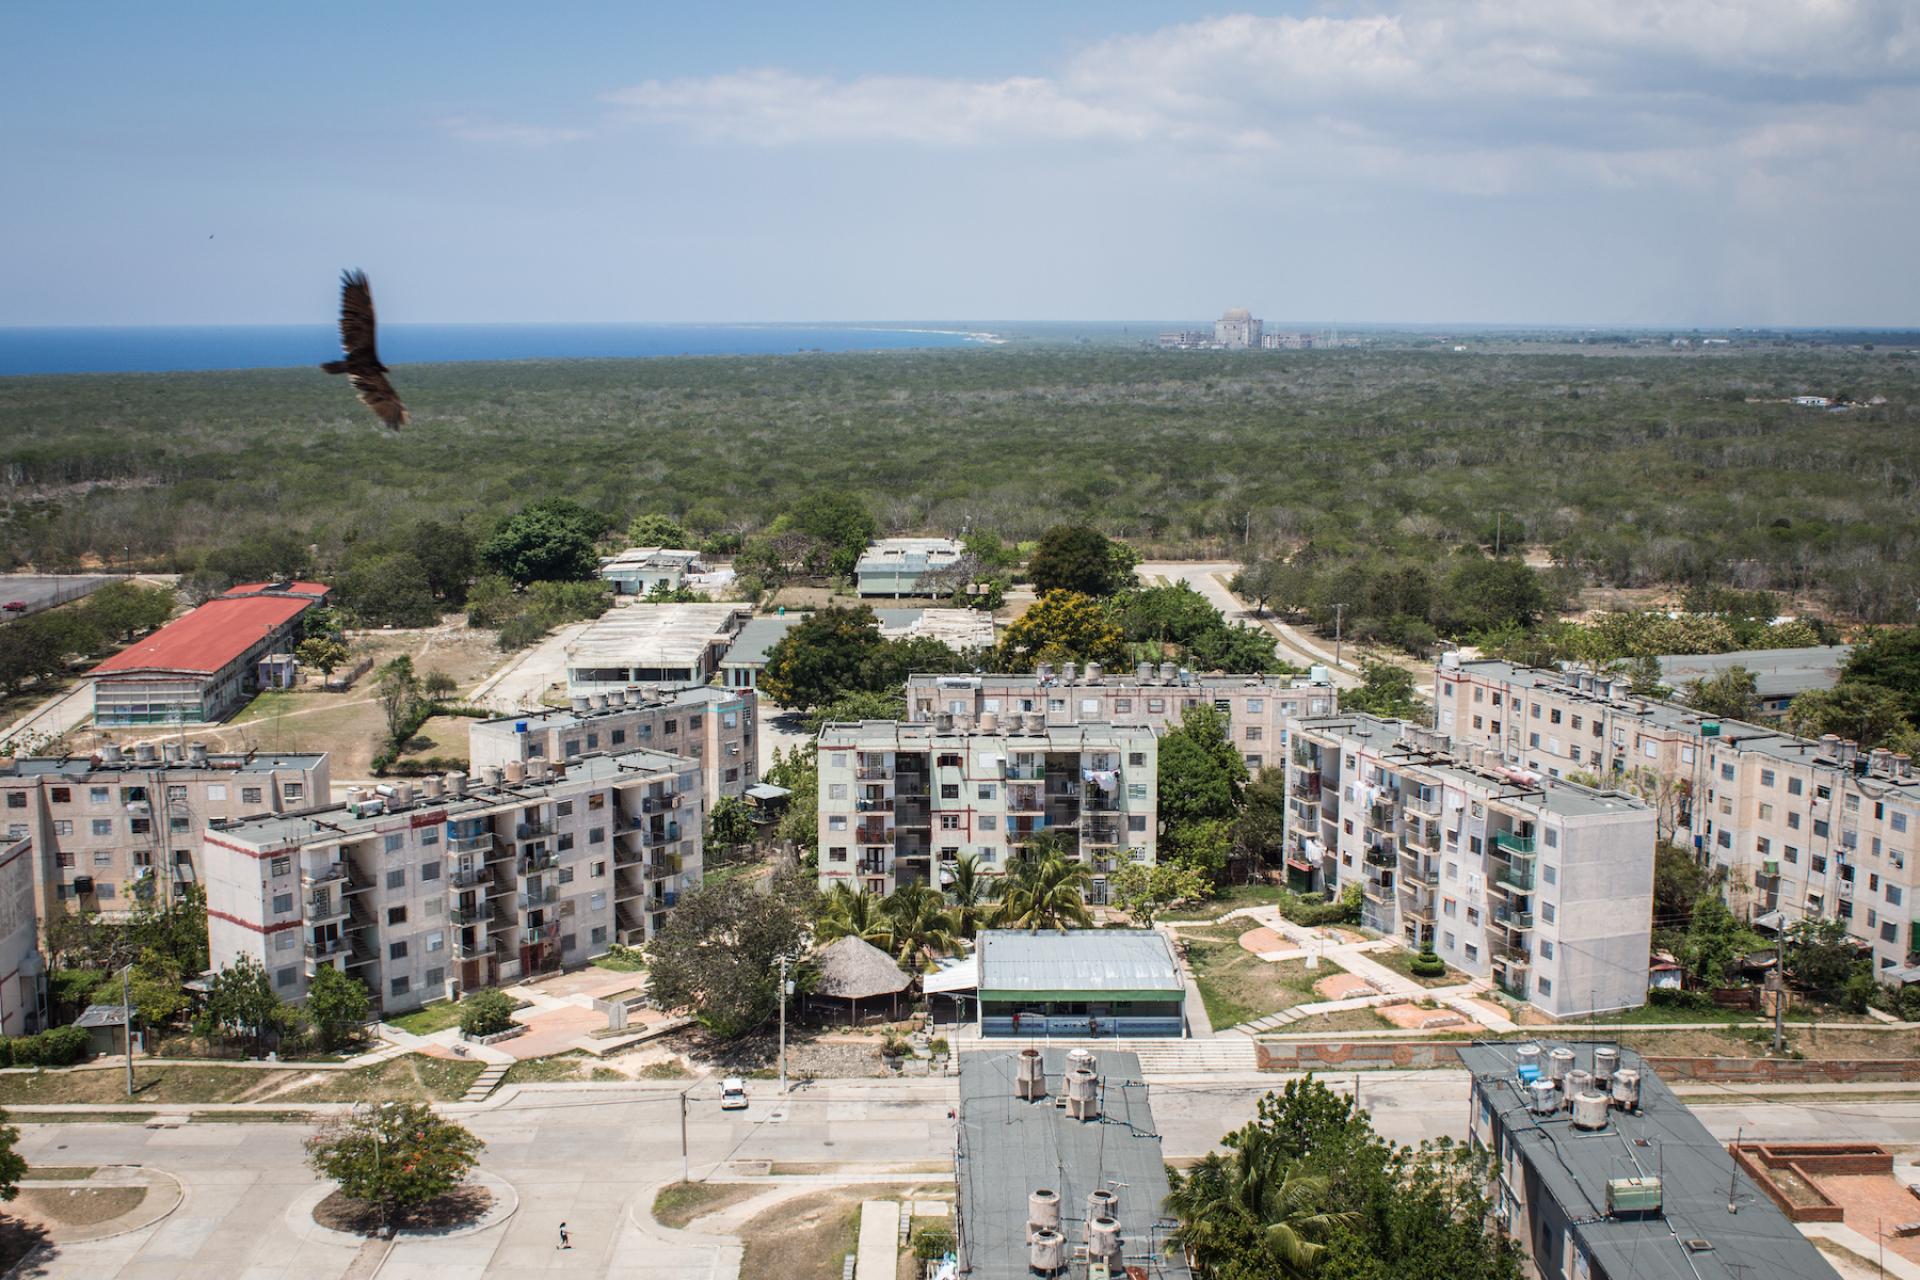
423, 966, 445, 988
591, 860, 606, 877
1540, 940, 1554, 960
1464, 944, 1479, 962
556, 800, 574, 817
272, 893, 293, 915
276, 966, 297, 990
386, 905, 409, 925
1812, 854, 1827, 874
828, 847, 847, 863
941, 785, 960, 800
52, 820, 71, 836
1128, 815, 1147, 832
275, 929, 295, 951
1469, 836, 1483, 855
90, 786, 109, 803
390, 976, 410, 997
94, 851, 112, 867
2, 794, 22, 810
427, 931, 444, 953
1788, 812, 1801, 830
611, 730, 627, 745
1247, 756, 1262, 769
978, 784, 996, 801
1531, 705, 1541, 720
49, 786, 71, 803
1445, 861, 1457, 879
1542, 903, 1557, 924
270, 856, 291, 877
130, 817, 151, 835
1814, 819, 1830, 838
1114, 699, 1133, 714
588, 793, 606, 810
978, 816, 997, 831
591, 926, 608, 946
91, 818, 113, 836
283, 782, 305, 801
585, 733, 599, 750
1896, 812, 1910, 833
1756, 837, 1772, 855
1759, 804, 1773, 821
386, 869, 405, 890
1529, 732, 1541, 749
242, 787, 263, 804
1537, 977, 1552, 997
1883, 922, 1899, 944
939, 815, 961, 831
1785, 845, 1799, 864
1443, 898, 1456, 918
1146, 698, 1165, 713
558, 832, 575, 851
1472, 716, 1483, 730
1890, 885, 1905, 907
1542, 865, 1557, 885
58, 851, 75, 868
828, 784, 848, 800
388, 939, 408, 960
1246, 726, 1263, 741
1570, 716, 1581, 730
1789, 777, 1804, 795
663, 720, 678, 734
558, 866, 575, 885
828, 816, 847, 832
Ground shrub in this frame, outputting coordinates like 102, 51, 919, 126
913, 1223, 956, 1260
1647, 987, 1716, 1012
1409, 950, 1446, 978
459, 989, 518, 1038
0, 1024, 93, 1067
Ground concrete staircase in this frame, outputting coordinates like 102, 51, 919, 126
461, 1062, 511, 1103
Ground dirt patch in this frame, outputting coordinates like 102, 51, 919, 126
652, 1181, 764, 1230
1185, 925, 1334, 1028
19, 1167, 95, 1181
1282, 1008, 1393, 1034
1313, 974, 1376, 1001
10, 1185, 145, 1227
315, 1184, 492, 1236
738, 1184, 932, 1280
1237, 927, 1287, 954
1376, 1003, 1470, 1031
276, 1055, 486, 1102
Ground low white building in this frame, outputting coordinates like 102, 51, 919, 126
599, 547, 705, 596
854, 538, 964, 598
0, 838, 43, 1036
564, 603, 750, 694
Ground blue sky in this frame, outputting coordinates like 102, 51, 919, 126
5, 1, 1918, 326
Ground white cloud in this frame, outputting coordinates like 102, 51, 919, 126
441, 116, 588, 147
596, 3, 1920, 194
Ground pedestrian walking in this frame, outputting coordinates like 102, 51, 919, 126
558, 1221, 571, 1250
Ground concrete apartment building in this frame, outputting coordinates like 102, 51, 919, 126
597, 547, 704, 596
563, 603, 750, 694
817, 719, 1158, 900
1437, 657, 1920, 975
91, 580, 330, 727
468, 685, 756, 806
203, 750, 703, 1013
1460, 1041, 1839, 1280
906, 661, 1335, 775
1286, 714, 1655, 1017
853, 537, 963, 597
1213, 306, 1262, 348
0, 745, 329, 922
1655, 644, 1849, 716
0, 837, 44, 1035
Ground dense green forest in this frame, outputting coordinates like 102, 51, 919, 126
2, 346, 1915, 618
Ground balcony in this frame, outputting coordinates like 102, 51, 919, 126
1406, 791, 1442, 817
1497, 972, 1532, 1001
647, 855, 683, 879
1494, 831, 1536, 856
854, 824, 891, 845
856, 766, 893, 781
519, 850, 558, 874
307, 892, 347, 920
855, 798, 894, 814
1082, 792, 1121, 813
303, 935, 348, 960
1493, 860, 1536, 893
644, 821, 681, 846
1403, 820, 1440, 853
446, 832, 493, 856
456, 933, 493, 959
1493, 940, 1532, 967
450, 903, 493, 926
1007, 788, 1044, 813
1493, 905, 1534, 931
641, 795, 681, 813
449, 866, 491, 890
1004, 764, 1045, 781
858, 859, 888, 876
305, 863, 349, 887
517, 886, 559, 909
1290, 772, 1323, 800
1362, 876, 1395, 904
1288, 797, 1321, 825
1364, 846, 1397, 869
515, 820, 554, 841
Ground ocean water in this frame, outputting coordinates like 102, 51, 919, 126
0, 323, 989, 376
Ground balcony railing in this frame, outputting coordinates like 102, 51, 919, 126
450, 903, 493, 926
520, 851, 558, 874
457, 934, 492, 959
303, 936, 348, 959
641, 795, 681, 813
1493, 905, 1534, 930
307, 893, 347, 918
1004, 764, 1045, 780
644, 821, 682, 845
305, 863, 349, 886
1082, 793, 1121, 813
1493, 942, 1532, 968
1406, 792, 1442, 816
1364, 846, 1396, 868
515, 820, 554, 840
1494, 831, 1536, 856
856, 798, 894, 813
1493, 861, 1536, 893
647, 855, 683, 878
517, 886, 559, 909
1291, 773, 1323, 799
1368, 802, 1397, 829
446, 833, 493, 855
1403, 820, 1440, 852
449, 866, 491, 889
856, 766, 893, 781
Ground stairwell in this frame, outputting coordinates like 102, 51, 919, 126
461, 1062, 511, 1103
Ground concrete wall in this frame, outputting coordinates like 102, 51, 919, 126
1256, 1039, 1920, 1083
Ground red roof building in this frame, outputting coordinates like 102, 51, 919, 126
92, 581, 329, 726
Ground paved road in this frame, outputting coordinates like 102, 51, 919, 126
18, 1071, 1920, 1278
0, 573, 110, 617
469, 620, 594, 714
1137, 560, 1362, 690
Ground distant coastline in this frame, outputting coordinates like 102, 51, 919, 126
0, 322, 998, 377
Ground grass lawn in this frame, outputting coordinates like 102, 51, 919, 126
278, 1055, 485, 1103
388, 1001, 465, 1035
1592, 999, 1873, 1027
652, 1181, 764, 1229
1168, 883, 1289, 921
13, 1185, 145, 1226
0, 1065, 289, 1106
504, 1053, 588, 1085
1547, 1024, 1920, 1061
20, 1167, 95, 1181
1280, 1007, 1395, 1034
1183, 924, 1331, 1028
393, 714, 474, 767
591, 950, 647, 974
1370, 946, 1473, 989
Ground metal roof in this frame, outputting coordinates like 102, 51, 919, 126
1458, 1041, 1839, 1280
0, 753, 324, 779
1656, 646, 1850, 700
564, 604, 748, 668
955, 1050, 1193, 1280
92, 585, 327, 677
977, 930, 1182, 996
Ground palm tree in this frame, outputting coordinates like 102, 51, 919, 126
883, 882, 960, 970
1166, 1139, 1355, 1278
942, 854, 993, 939
815, 884, 894, 951
991, 844, 1093, 932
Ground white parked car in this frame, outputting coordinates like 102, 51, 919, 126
720, 1077, 748, 1110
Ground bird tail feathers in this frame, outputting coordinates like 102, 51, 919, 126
320, 361, 348, 374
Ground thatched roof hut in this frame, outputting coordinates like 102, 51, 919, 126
808, 936, 913, 1024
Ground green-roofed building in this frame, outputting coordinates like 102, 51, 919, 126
976, 928, 1186, 1038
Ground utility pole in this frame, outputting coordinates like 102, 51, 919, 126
121, 963, 135, 1098
1767, 970, 1786, 1055
1332, 603, 1346, 671
680, 1087, 691, 1184
1728, 1125, 1742, 1213
778, 953, 791, 1094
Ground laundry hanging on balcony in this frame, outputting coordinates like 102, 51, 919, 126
1082, 769, 1117, 791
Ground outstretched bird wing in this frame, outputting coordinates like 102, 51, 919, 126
335, 270, 409, 429
338, 269, 382, 365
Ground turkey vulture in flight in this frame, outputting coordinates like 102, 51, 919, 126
321, 270, 409, 429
